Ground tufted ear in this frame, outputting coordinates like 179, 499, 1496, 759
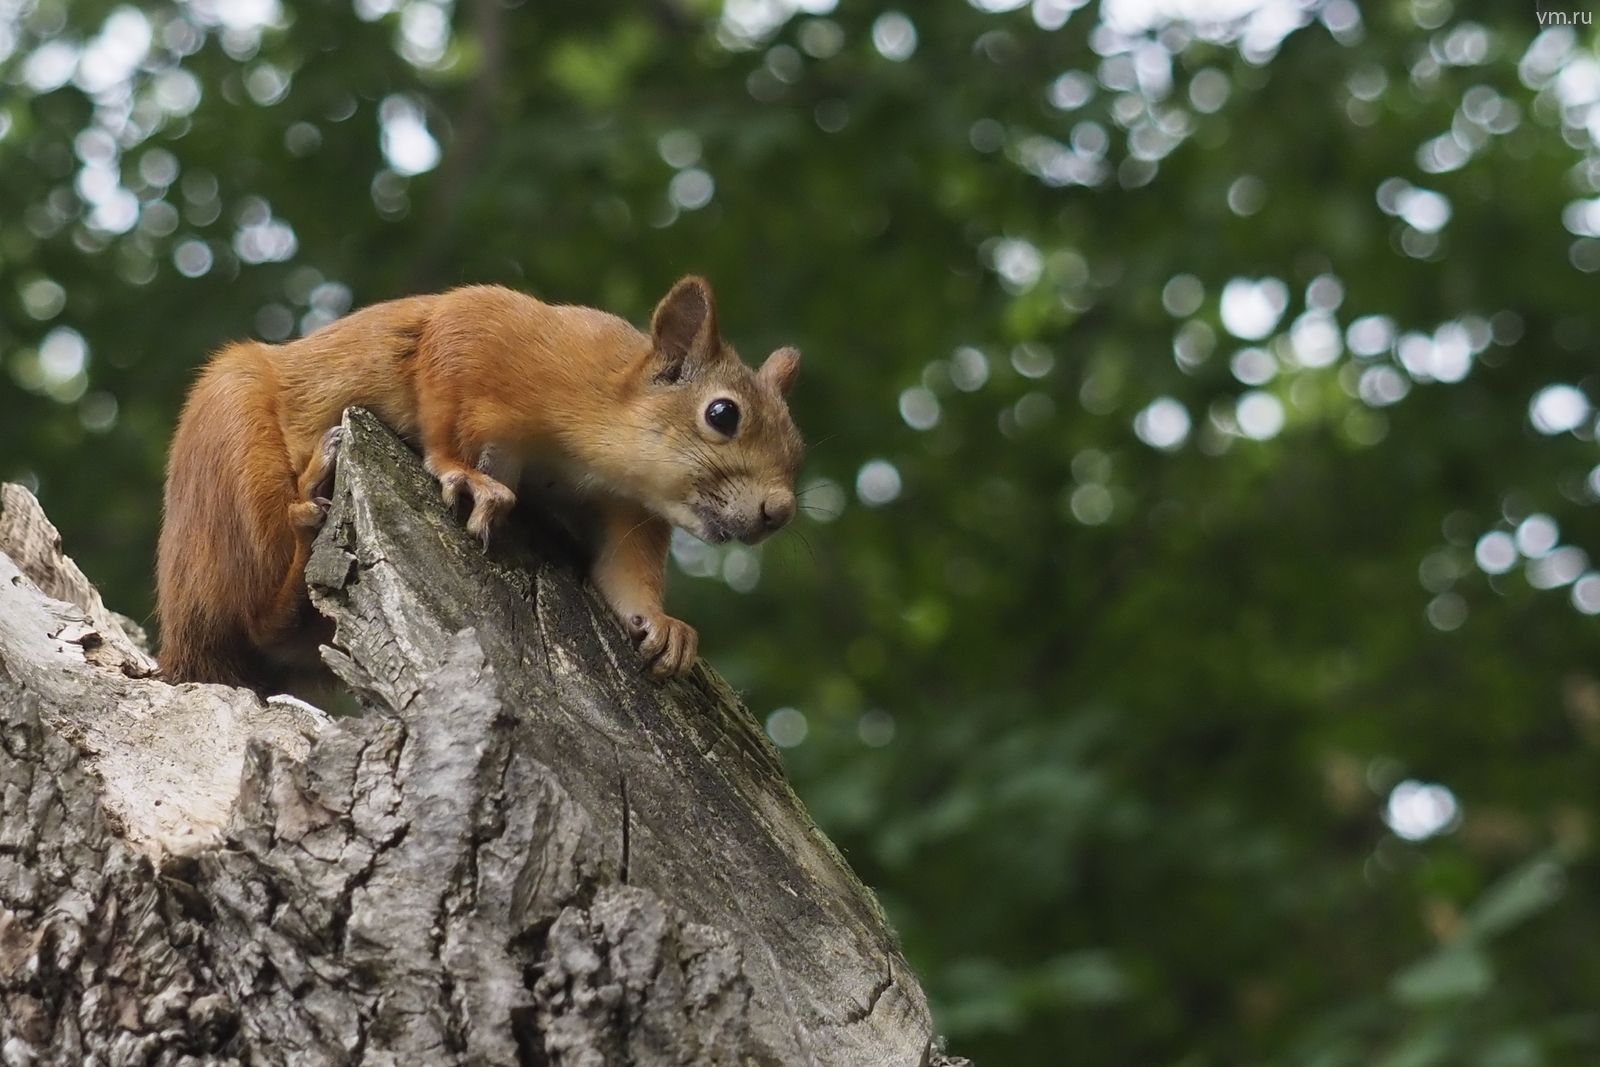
650, 275, 720, 382
758, 346, 801, 397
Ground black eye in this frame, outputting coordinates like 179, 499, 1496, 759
704, 398, 740, 436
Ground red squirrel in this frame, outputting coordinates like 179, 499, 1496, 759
156, 276, 803, 690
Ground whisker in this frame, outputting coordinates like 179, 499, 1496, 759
601, 515, 658, 564
779, 525, 818, 566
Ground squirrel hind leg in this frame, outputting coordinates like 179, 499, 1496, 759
290, 425, 344, 529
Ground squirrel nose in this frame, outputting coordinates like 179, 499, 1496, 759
760, 492, 795, 531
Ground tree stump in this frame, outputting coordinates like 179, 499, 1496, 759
0, 409, 963, 1066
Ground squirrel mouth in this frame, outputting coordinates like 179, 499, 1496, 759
692, 507, 776, 546
692, 506, 735, 545
690, 502, 778, 546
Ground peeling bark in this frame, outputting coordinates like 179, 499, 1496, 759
0, 409, 966, 1066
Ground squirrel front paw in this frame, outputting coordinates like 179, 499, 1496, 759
628, 612, 698, 681
433, 467, 516, 548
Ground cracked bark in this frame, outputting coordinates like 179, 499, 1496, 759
0, 409, 967, 1066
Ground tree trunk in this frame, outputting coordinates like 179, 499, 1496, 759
0, 409, 964, 1067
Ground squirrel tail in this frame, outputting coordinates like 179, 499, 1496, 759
156, 342, 303, 689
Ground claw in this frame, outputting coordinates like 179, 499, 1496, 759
308, 426, 343, 500
431, 461, 515, 547
467, 498, 511, 548
319, 424, 344, 461
438, 470, 468, 510
636, 619, 667, 661
289, 500, 327, 529
629, 612, 697, 681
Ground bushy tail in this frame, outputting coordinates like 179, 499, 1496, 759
156, 343, 299, 687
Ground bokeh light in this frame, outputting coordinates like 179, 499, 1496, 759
1384, 780, 1460, 841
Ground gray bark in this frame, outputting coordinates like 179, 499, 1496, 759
0, 409, 964, 1067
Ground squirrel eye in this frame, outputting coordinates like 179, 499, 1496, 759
704, 398, 740, 436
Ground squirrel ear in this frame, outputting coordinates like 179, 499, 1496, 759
758, 346, 801, 397
650, 275, 719, 381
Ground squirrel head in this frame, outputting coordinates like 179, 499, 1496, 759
623, 275, 804, 546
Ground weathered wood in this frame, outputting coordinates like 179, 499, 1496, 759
0, 409, 964, 1066
0, 483, 154, 661
0, 485, 327, 857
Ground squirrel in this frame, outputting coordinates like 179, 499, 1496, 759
155, 275, 803, 691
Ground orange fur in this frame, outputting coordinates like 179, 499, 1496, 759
156, 277, 803, 689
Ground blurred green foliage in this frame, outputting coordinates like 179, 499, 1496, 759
3, 0, 1600, 1062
